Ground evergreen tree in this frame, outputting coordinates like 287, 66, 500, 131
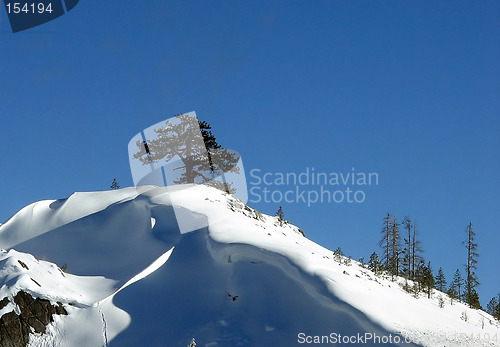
468, 290, 482, 310
198, 120, 220, 168
389, 216, 401, 280
379, 213, 392, 273
414, 260, 426, 293
435, 267, 447, 292
401, 216, 412, 281
133, 114, 239, 192
451, 269, 464, 302
110, 178, 120, 190
447, 286, 458, 305
198, 120, 236, 192
463, 222, 480, 308
415, 260, 434, 298
368, 252, 381, 275
276, 206, 285, 226
410, 221, 424, 281
487, 295, 500, 320
486, 297, 496, 316
497, 294, 500, 320
423, 261, 435, 299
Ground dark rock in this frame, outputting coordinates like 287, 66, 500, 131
55, 303, 66, 316
0, 311, 26, 347
0, 298, 8, 311
16, 261, 28, 271
29, 278, 41, 288
0, 291, 67, 347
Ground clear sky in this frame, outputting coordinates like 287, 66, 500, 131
0, 1, 498, 307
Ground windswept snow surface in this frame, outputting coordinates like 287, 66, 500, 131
0, 185, 498, 346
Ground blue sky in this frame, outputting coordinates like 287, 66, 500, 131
0, 1, 498, 306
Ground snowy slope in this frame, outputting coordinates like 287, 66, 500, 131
0, 185, 498, 346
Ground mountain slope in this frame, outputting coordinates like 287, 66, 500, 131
0, 185, 498, 346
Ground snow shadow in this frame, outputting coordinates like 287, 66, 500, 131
110, 229, 420, 346
12, 196, 190, 291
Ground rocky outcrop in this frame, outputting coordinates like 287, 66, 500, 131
0, 291, 67, 347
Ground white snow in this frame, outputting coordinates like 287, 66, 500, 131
0, 184, 498, 346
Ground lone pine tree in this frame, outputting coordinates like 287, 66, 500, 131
435, 267, 447, 292
199, 120, 219, 171
368, 252, 382, 275
463, 222, 480, 309
110, 178, 120, 190
401, 216, 412, 281
133, 114, 240, 192
379, 213, 392, 274
390, 217, 401, 279
411, 221, 423, 281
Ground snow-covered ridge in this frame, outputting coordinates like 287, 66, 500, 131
0, 185, 498, 346
0, 188, 146, 249
0, 249, 116, 308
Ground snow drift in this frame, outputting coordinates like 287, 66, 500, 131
0, 185, 498, 346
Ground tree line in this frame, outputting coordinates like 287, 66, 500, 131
365, 213, 499, 318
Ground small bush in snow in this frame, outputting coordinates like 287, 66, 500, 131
275, 206, 285, 226
411, 283, 420, 298
111, 178, 120, 190
401, 281, 411, 293
358, 257, 365, 268
438, 295, 445, 308
344, 256, 352, 266
253, 209, 264, 221
333, 247, 344, 263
